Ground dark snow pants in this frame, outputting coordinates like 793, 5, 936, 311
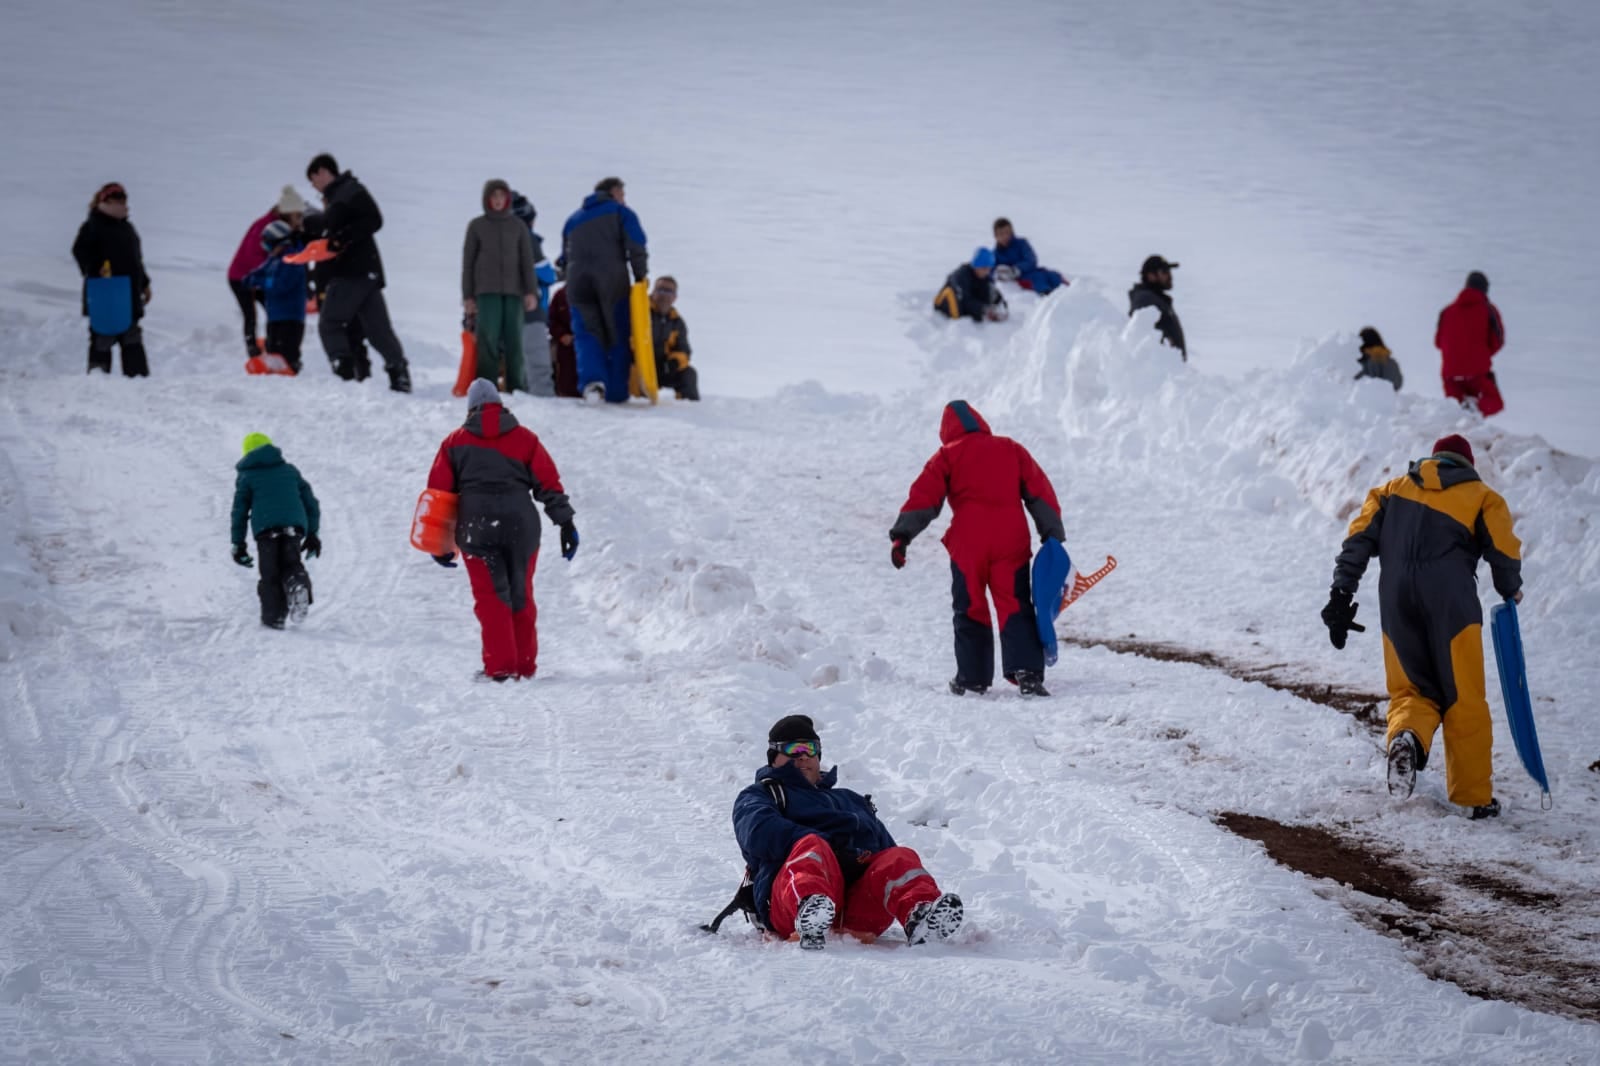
265, 320, 305, 374
88, 325, 148, 377
256, 528, 311, 627
230, 278, 262, 348
950, 552, 1042, 687
319, 276, 407, 382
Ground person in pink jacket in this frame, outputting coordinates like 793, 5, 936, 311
227, 185, 308, 358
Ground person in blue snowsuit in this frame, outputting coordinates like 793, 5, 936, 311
559, 177, 647, 403
992, 218, 1066, 296
243, 221, 310, 373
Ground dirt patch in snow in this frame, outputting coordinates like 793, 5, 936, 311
1061, 633, 1387, 732
1217, 811, 1600, 1023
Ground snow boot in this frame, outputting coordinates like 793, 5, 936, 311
1470, 798, 1501, 821
286, 577, 311, 625
388, 367, 412, 394
583, 382, 606, 405
795, 893, 835, 951
473, 670, 514, 683
949, 677, 989, 696
1387, 730, 1420, 798
1013, 671, 1049, 697
905, 893, 964, 945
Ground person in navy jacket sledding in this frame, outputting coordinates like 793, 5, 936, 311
992, 218, 1067, 295
243, 220, 310, 373
732, 715, 965, 949
890, 401, 1065, 697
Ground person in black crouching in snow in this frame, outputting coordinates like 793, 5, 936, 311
649, 276, 699, 400
1128, 254, 1186, 360
305, 153, 411, 391
426, 379, 578, 681
231, 432, 321, 629
935, 247, 1008, 322
1355, 326, 1404, 391
71, 182, 152, 376
731, 715, 964, 950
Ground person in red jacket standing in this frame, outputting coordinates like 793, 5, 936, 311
1435, 271, 1506, 416
427, 379, 579, 681
890, 401, 1065, 697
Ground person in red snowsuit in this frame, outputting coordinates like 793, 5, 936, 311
890, 401, 1065, 697
1435, 271, 1506, 416
427, 378, 578, 680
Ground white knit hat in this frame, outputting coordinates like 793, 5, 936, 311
275, 185, 308, 215
466, 378, 501, 410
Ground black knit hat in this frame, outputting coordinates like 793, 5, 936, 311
767, 715, 819, 763
1359, 326, 1385, 349
1466, 271, 1490, 294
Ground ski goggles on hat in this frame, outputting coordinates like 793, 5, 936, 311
769, 740, 820, 759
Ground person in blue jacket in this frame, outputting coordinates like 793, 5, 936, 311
559, 177, 648, 403
992, 218, 1067, 295
230, 432, 321, 628
732, 715, 964, 949
243, 221, 310, 373
511, 190, 561, 396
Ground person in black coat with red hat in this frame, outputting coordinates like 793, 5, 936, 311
71, 182, 151, 376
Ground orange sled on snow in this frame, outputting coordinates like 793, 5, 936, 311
410, 489, 459, 555
245, 351, 296, 375
451, 328, 478, 397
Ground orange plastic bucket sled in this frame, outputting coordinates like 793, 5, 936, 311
410, 489, 459, 555
284, 239, 335, 265
451, 329, 478, 397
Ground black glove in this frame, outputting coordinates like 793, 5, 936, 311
560, 522, 579, 561
890, 538, 907, 570
433, 552, 458, 568
302, 533, 321, 558
1321, 588, 1366, 650
232, 543, 253, 568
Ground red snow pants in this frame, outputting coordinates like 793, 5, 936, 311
1443, 373, 1504, 417
951, 550, 1043, 687
464, 548, 539, 679
767, 833, 943, 940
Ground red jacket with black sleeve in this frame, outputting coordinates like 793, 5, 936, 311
1435, 287, 1505, 379
890, 401, 1064, 558
428, 402, 573, 556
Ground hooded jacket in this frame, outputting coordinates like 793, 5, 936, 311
1435, 287, 1505, 380
732, 761, 897, 928
890, 401, 1065, 557
1129, 281, 1185, 355
561, 189, 648, 291
231, 445, 320, 544
1355, 343, 1404, 391
1333, 456, 1521, 608
243, 245, 310, 323
936, 263, 1002, 321
462, 179, 537, 300
426, 402, 574, 557
72, 207, 150, 319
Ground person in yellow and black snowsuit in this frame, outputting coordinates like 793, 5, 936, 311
1322, 433, 1522, 819
648, 276, 699, 400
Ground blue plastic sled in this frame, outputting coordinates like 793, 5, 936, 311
86, 276, 134, 336
1489, 600, 1551, 806
1032, 538, 1072, 667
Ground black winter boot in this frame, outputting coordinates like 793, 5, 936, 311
1013, 671, 1049, 697
949, 677, 989, 696
1387, 731, 1420, 798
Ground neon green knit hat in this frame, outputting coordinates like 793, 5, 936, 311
242, 432, 273, 455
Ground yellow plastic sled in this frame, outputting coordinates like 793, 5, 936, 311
629, 279, 659, 404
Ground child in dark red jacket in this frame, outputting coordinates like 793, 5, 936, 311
890, 401, 1065, 697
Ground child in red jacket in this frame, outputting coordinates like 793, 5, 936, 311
1435, 271, 1506, 416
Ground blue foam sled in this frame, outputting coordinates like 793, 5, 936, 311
87, 276, 134, 336
1489, 600, 1551, 805
1032, 538, 1072, 667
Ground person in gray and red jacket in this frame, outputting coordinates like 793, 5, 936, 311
426, 380, 578, 681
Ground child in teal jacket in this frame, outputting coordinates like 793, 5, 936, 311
230, 432, 321, 628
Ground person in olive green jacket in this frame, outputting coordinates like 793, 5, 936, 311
462, 179, 538, 392
231, 432, 321, 629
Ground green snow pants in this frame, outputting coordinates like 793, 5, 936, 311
474, 293, 526, 392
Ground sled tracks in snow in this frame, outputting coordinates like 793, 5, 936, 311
1059, 633, 1387, 732
1218, 812, 1600, 1023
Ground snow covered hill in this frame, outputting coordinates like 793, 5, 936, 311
3, 2, 1599, 1063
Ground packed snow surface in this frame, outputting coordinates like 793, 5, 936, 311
3, 2, 1599, 1063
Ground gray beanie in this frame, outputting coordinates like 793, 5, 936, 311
466, 378, 501, 410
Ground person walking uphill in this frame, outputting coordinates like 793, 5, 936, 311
560, 177, 648, 403
231, 433, 321, 629
890, 401, 1065, 697
462, 179, 538, 392
305, 153, 412, 392
1436, 271, 1506, 416
71, 182, 151, 376
1322, 434, 1522, 819
426, 379, 578, 681
731, 715, 964, 950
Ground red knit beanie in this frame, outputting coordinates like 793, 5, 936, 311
1432, 434, 1474, 466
